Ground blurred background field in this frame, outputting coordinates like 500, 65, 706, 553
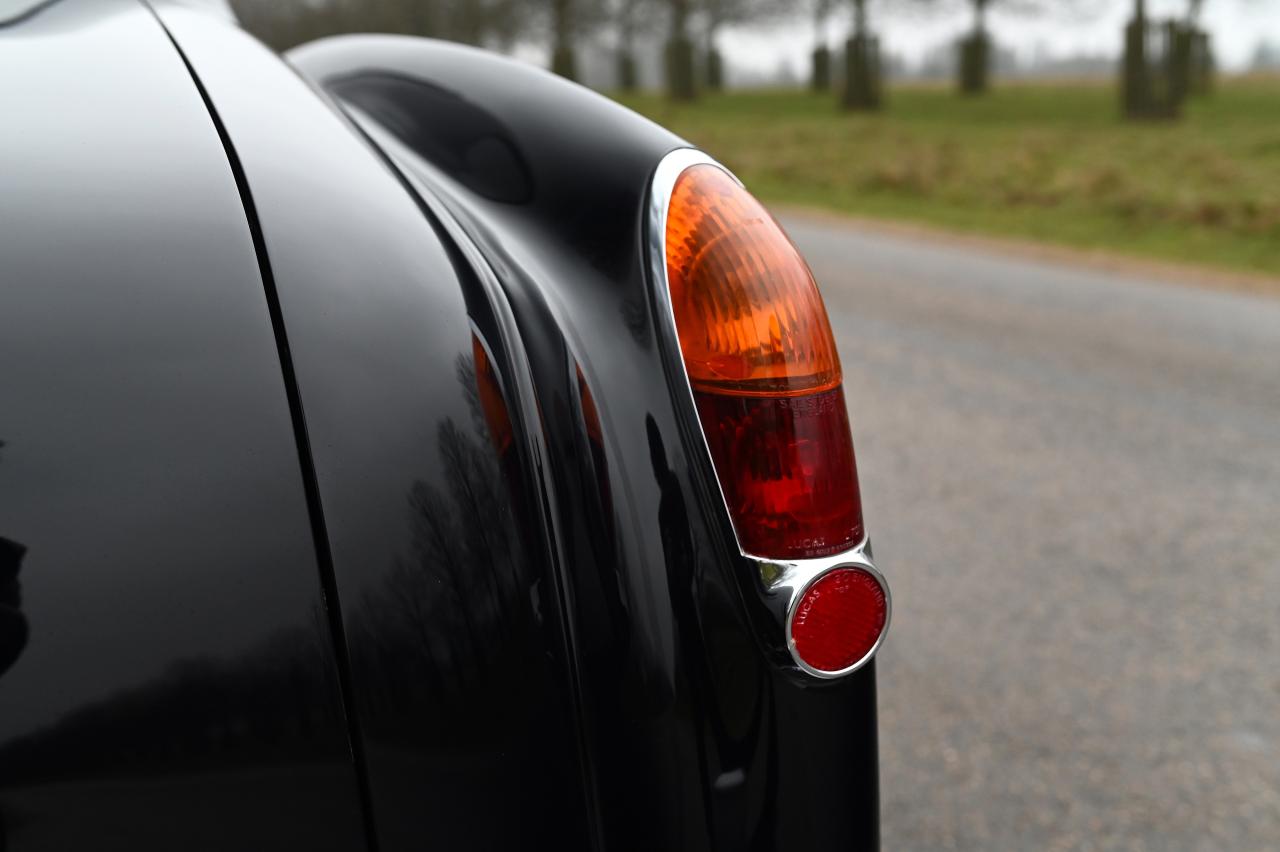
237, 0, 1280, 278
620, 76, 1280, 275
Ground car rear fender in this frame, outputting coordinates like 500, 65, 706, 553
289, 36, 882, 852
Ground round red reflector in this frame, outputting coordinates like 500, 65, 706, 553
789, 567, 887, 674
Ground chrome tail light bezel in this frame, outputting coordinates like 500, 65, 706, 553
645, 147, 890, 679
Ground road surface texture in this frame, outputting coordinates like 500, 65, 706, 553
782, 213, 1280, 851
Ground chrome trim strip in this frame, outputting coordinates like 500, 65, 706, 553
647, 147, 743, 548
646, 147, 890, 678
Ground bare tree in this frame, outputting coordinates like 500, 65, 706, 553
699, 0, 785, 90
956, 0, 1102, 94
230, 0, 530, 50
811, 0, 838, 89
448, 0, 532, 47
229, 0, 349, 49
608, 0, 658, 90
956, 0, 989, 93
842, 0, 882, 108
535, 0, 609, 81
664, 0, 698, 99
851, 0, 869, 33
550, 0, 579, 78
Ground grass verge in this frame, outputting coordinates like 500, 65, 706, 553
617, 78, 1280, 277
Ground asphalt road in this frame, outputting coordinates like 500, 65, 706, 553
782, 214, 1280, 851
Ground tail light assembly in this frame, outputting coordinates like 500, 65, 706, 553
649, 149, 890, 679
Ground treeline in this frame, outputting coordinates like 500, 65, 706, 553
230, 0, 1220, 118
231, 0, 787, 96
230, 0, 532, 51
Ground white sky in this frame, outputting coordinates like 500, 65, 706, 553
718, 0, 1280, 73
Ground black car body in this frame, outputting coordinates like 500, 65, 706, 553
0, 1, 888, 849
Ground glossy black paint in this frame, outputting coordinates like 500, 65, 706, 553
291, 36, 881, 851
1, 2, 881, 849
0, 1, 364, 848
152, 5, 594, 850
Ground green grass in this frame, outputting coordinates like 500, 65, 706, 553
618, 78, 1280, 276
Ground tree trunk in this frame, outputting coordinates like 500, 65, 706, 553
812, 45, 832, 90
958, 0, 990, 94
617, 13, 638, 91
672, 0, 690, 37
705, 23, 723, 91
844, 0, 881, 112
551, 0, 577, 81
666, 0, 697, 100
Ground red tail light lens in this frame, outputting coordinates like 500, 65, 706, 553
695, 388, 861, 558
790, 567, 887, 674
665, 164, 863, 559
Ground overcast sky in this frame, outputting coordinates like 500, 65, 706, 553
717, 0, 1280, 74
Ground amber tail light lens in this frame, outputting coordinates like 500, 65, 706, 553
665, 163, 863, 560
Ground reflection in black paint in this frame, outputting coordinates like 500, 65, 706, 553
574, 366, 628, 660
337, 340, 589, 849
345, 345, 547, 734
0, 444, 338, 783
0, 347, 544, 786
645, 415, 776, 847
0, 441, 18, 849
0, 538, 26, 681
620, 297, 649, 346
0, 442, 27, 682
0, 612, 348, 788
330, 72, 534, 205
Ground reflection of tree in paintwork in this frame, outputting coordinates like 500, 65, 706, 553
0, 608, 348, 785
0, 439, 29, 682
620, 297, 649, 346
329, 347, 589, 846
345, 350, 555, 738
0, 346, 566, 784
